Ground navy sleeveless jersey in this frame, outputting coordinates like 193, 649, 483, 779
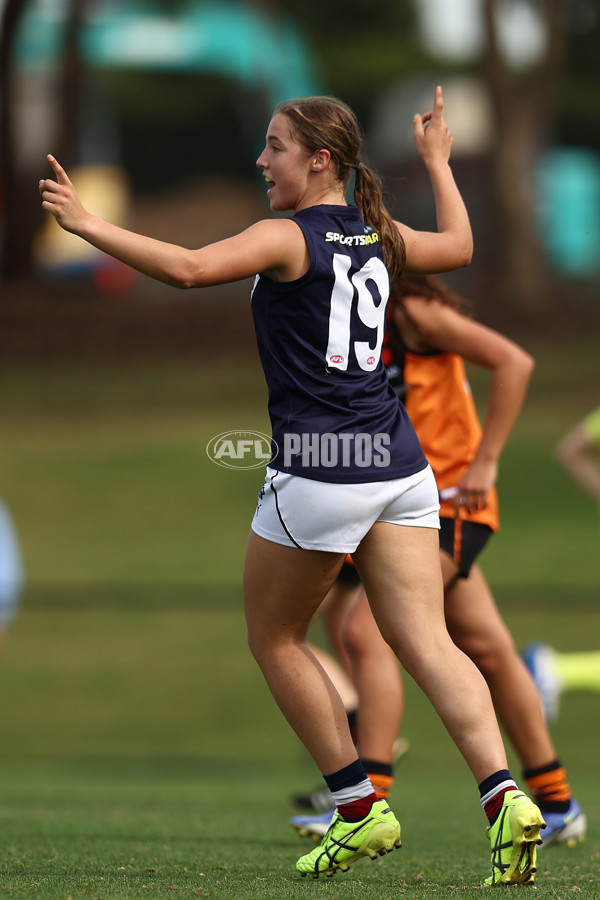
250, 204, 426, 483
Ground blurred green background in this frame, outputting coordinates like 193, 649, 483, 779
0, 337, 598, 769
2, 336, 598, 597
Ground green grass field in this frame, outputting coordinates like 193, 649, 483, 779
0, 336, 598, 897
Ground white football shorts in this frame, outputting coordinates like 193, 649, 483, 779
251, 464, 440, 552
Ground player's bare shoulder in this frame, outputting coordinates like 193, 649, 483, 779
250, 216, 309, 281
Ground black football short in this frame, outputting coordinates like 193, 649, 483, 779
439, 517, 493, 578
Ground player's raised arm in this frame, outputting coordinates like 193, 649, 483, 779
396, 86, 473, 274
38, 155, 300, 289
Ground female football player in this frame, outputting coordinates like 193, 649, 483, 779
39, 87, 543, 885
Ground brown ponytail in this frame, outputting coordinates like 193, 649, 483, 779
353, 162, 406, 280
275, 96, 406, 279
391, 273, 472, 317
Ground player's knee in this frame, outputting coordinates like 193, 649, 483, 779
462, 630, 516, 677
342, 615, 366, 660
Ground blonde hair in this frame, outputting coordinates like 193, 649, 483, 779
275, 96, 406, 279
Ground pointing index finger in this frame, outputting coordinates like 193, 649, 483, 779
47, 154, 69, 184
431, 85, 444, 120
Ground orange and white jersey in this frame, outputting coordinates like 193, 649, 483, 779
401, 349, 499, 531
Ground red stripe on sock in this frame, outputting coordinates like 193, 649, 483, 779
484, 787, 513, 823
338, 792, 378, 821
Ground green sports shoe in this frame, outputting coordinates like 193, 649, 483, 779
485, 790, 546, 886
296, 798, 401, 878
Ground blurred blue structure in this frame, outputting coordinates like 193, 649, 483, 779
536, 148, 600, 278
0, 500, 23, 632
13, 0, 319, 107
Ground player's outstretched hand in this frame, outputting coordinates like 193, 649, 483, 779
39, 155, 88, 234
413, 86, 453, 167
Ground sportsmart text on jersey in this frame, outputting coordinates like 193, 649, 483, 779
324, 232, 381, 246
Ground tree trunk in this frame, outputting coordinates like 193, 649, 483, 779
482, 0, 567, 311
0, 0, 35, 280
0, 0, 87, 282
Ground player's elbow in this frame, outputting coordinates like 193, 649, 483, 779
161, 273, 193, 290
523, 352, 535, 379
162, 248, 212, 290
554, 438, 575, 473
175, 276, 198, 290
554, 427, 586, 470
445, 236, 473, 270
459, 237, 474, 267
168, 261, 207, 290
554, 434, 577, 468
516, 349, 535, 383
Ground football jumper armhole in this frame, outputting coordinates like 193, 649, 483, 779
254, 217, 317, 289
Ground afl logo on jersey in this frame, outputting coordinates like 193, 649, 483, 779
367, 357, 376, 366
329, 355, 345, 365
